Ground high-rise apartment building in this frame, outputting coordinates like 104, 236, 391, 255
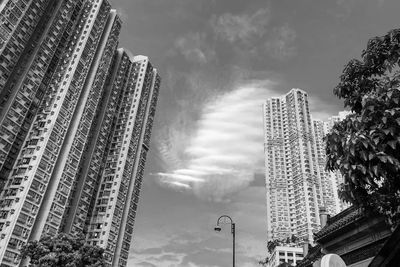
0, 0, 85, 191
263, 95, 292, 241
263, 89, 341, 243
82, 51, 160, 266
313, 119, 340, 215
0, 0, 53, 92
324, 111, 351, 212
0, 1, 161, 266
324, 111, 350, 133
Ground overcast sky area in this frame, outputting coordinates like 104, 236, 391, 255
109, 0, 400, 266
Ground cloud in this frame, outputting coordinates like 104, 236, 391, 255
377, 0, 385, 6
157, 173, 205, 183
331, 0, 359, 19
135, 247, 163, 255
131, 231, 258, 267
157, 254, 181, 262
135, 262, 157, 267
179, 248, 233, 267
265, 24, 297, 60
128, 182, 269, 267
154, 67, 270, 173
156, 81, 278, 202
153, 69, 225, 176
174, 32, 215, 64
332, 0, 385, 19
210, 9, 298, 61
211, 8, 271, 44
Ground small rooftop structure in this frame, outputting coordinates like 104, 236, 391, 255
267, 245, 304, 267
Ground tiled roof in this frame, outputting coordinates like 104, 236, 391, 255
369, 224, 400, 267
314, 206, 364, 241
296, 244, 322, 267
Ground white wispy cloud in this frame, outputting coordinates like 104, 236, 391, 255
174, 32, 215, 64
211, 8, 271, 44
157, 173, 204, 183
169, 181, 193, 189
332, 0, 385, 19
210, 8, 298, 61
265, 24, 297, 60
156, 81, 278, 201
157, 126, 189, 170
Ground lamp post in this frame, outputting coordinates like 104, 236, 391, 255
214, 215, 235, 267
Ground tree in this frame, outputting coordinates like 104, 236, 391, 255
258, 257, 269, 266
20, 233, 105, 267
290, 234, 298, 243
325, 28, 400, 226
267, 239, 281, 254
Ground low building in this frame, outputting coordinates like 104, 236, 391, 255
298, 206, 392, 267
267, 246, 304, 267
368, 223, 400, 266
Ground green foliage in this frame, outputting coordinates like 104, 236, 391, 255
259, 261, 293, 267
266, 235, 300, 254
267, 239, 280, 254
20, 233, 105, 267
261, 236, 300, 266
290, 234, 298, 243
326, 28, 400, 226
258, 257, 269, 266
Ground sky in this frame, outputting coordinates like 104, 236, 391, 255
108, 0, 400, 266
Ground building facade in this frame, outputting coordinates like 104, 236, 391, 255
263, 95, 292, 241
0, 0, 86, 192
263, 89, 343, 243
0, 1, 161, 266
266, 246, 304, 267
324, 111, 351, 212
84, 52, 160, 267
313, 119, 340, 216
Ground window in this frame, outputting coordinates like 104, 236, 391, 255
21, 158, 31, 164
16, 167, 27, 174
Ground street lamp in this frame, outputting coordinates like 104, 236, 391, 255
214, 215, 235, 267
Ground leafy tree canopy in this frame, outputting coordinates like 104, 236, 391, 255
266, 235, 300, 254
326, 28, 400, 226
20, 233, 105, 267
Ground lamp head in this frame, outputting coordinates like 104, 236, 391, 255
214, 226, 222, 232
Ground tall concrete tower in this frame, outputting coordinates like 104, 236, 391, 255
0, 1, 161, 266
0, 1, 118, 264
0, 0, 86, 192
313, 119, 340, 215
83, 51, 161, 267
263, 89, 342, 243
324, 111, 351, 212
